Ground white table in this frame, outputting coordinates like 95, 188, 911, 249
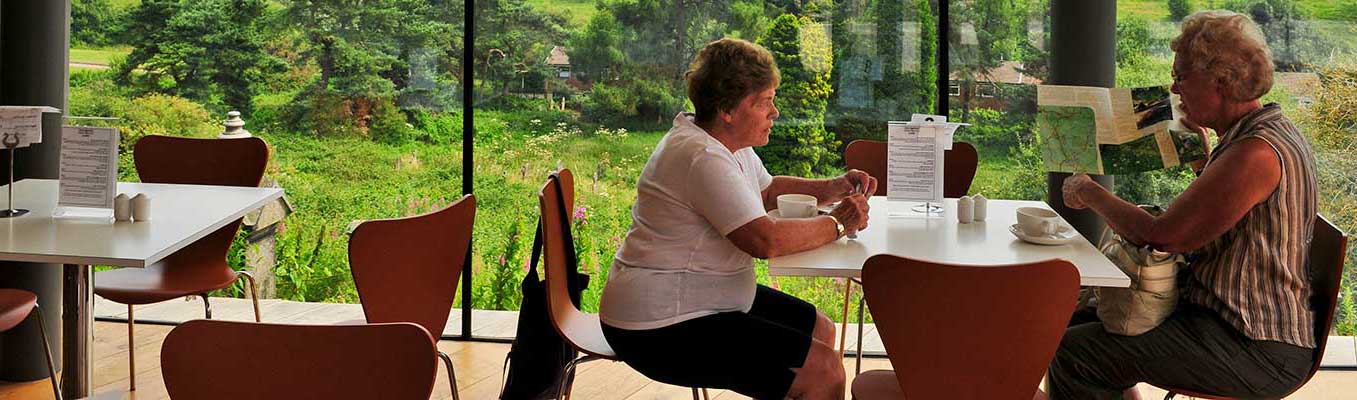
0, 179, 283, 397
768, 197, 1130, 371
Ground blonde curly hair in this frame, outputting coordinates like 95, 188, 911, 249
685, 38, 781, 125
1171, 10, 1274, 101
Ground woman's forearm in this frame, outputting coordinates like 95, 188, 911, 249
1079, 183, 1158, 246
762, 176, 850, 209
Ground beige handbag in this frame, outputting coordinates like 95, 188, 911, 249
1094, 205, 1185, 336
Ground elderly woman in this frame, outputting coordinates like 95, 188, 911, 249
1045, 11, 1318, 399
598, 38, 875, 400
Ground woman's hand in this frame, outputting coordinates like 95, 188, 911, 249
1180, 117, 1212, 158
835, 170, 878, 200
829, 193, 870, 236
1062, 174, 1095, 210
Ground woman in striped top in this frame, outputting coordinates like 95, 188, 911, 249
1042, 10, 1319, 400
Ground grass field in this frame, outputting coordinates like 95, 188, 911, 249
70, 47, 130, 66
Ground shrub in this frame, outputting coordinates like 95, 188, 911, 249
122, 93, 218, 149
1168, 0, 1193, 22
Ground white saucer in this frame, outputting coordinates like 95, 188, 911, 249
769, 209, 818, 219
1009, 223, 1079, 245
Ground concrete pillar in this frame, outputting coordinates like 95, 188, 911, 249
0, 0, 70, 380
1047, 0, 1116, 240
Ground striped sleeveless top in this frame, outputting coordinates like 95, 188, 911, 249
1182, 104, 1319, 348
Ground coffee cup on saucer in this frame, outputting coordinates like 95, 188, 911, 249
1016, 207, 1061, 237
776, 194, 818, 218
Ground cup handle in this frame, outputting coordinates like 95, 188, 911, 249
1041, 220, 1057, 237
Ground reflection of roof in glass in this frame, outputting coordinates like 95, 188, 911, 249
947, 61, 1042, 85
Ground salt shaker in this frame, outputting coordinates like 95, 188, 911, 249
131, 193, 151, 222
114, 194, 132, 222
957, 195, 974, 223
973, 193, 988, 221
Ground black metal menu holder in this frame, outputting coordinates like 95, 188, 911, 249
2, 132, 28, 218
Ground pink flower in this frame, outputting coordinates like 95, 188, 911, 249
498, 255, 506, 266
572, 205, 588, 224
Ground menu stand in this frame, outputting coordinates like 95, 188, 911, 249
2, 132, 28, 218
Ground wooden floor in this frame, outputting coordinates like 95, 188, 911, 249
1, 298, 1354, 399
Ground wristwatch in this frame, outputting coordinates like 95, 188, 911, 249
827, 215, 846, 238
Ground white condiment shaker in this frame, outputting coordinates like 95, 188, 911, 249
114, 194, 132, 222
973, 193, 988, 221
131, 193, 151, 222
957, 196, 974, 223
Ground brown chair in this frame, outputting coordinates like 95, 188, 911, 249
161, 319, 438, 400
540, 169, 707, 400
852, 256, 1081, 399
843, 139, 979, 198
1159, 215, 1348, 400
93, 135, 269, 390
0, 289, 59, 400
348, 194, 475, 400
839, 139, 981, 369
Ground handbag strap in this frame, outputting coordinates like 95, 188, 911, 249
549, 177, 587, 302
526, 219, 545, 279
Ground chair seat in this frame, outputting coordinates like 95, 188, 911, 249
0, 289, 38, 332
851, 369, 904, 400
94, 260, 240, 305
562, 312, 617, 360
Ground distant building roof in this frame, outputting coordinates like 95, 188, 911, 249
948, 61, 1042, 85
1274, 72, 1319, 94
546, 46, 570, 66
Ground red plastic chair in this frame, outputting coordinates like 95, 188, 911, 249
1158, 215, 1347, 399
161, 320, 437, 400
852, 256, 1081, 399
93, 135, 269, 390
0, 289, 59, 399
348, 194, 475, 400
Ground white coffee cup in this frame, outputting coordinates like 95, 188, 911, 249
776, 194, 818, 218
1016, 207, 1060, 237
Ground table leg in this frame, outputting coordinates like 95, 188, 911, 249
838, 280, 851, 360
855, 278, 865, 376
61, 264, 92, 398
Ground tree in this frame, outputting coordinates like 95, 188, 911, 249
950, 0, 1028, 123
119, 0, 285, 114
571, 10, 626, 81
1168, 0, 1193, 22
760, 14, 838, 176
72, 0, 121, 46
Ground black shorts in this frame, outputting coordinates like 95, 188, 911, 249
601, 285, 818, 400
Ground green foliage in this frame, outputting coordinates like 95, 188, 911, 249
72, 0, 122, 46
1116, 18, 1156, 66
1168, 0, 1194, 21
952, 107, 1032, 148
571, 10, 626, 80
760, 14, 838, 176
119, 0, 286, 114
122, 94, 220, 145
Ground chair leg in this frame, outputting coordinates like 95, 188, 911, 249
702, 387, 709, 400
201, 294, 212, 319
691, 387, 699, 400
438, 350, 460, 400
239, 271, 262, 322
127, 304, 136, 391
838, 280, 852, 359
33, 305, 62, 400
1163, 393, 1176, 400
556, 354, 601, 400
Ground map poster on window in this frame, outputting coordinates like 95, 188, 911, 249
887, 121, 945, 203
1036, 85, 1207, 175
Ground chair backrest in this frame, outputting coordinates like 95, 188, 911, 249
1286, 214, 1348, 396
539, 169, 614, 357
861, 255, 1080, 399
348, 195, 476, 341
843, 139, 978, 198
134, 135, 269, 188
161, 320, 438, 400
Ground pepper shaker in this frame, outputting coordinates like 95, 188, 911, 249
973, 193, 988, 221
957, 196, 974, 223
114, 194, 132, 222
131, 193, 151, 222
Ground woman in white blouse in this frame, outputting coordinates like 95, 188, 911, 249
599, 38, 876, 400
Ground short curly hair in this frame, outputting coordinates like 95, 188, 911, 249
1171, 10, 1274, 102
685, 38, 781, 124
